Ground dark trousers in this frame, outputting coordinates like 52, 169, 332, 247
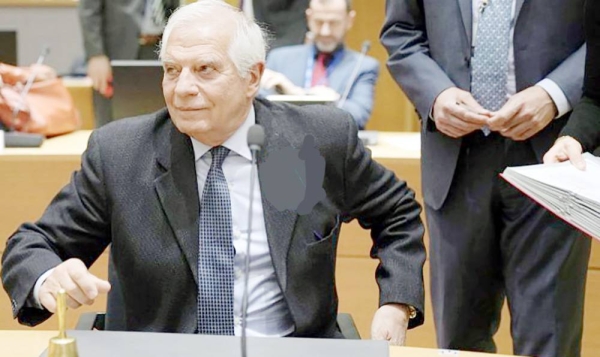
427, 131, 591, 357
93, 43, 159, 127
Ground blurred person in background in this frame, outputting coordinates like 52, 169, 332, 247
260, 0, 378, 130
240, 0, 310, 49
78, 0, 180, 127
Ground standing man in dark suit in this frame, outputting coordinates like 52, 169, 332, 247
544, 0, 600, 169
78, 0, 180, 126
242, 0, 310, 49
3, 0, 425, 344
381, 1, 590, 356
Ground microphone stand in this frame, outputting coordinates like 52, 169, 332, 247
241, 125, 265, 357
240, 148, 257, 357
337, 41, 371, 109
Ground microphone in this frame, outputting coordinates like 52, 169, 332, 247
337, 40, 371, 109
241, 124, 266, 357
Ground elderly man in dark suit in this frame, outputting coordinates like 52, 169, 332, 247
381, 0, 590, 356
2, 0, 425, 345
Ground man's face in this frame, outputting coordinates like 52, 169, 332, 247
306, 0, 355, 53
161, 22, 261, 145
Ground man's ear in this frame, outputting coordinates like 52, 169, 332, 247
346, 10, 356, 31
247, 62, 265, 97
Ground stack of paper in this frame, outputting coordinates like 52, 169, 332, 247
501, 153, 600, 241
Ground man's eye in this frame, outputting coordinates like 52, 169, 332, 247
165, 67, 179, 75
199, 66, 215, 74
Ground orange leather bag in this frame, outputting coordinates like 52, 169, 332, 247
0, 63, 80, 137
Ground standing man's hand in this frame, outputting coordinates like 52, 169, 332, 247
371, 303, 410, 346
38, 258, 111, 313
543, 136, 586, 170
87, 55, 113, 98
487, 86, 557, 141
432, 87, 491, 138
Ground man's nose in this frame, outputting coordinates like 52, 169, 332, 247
174, 68, 199, 96
319, 22, 332, 36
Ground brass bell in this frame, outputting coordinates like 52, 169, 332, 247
48, 289, 79, 357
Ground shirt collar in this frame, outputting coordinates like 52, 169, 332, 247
312, 44, 345, 61
190, 105, 255, 162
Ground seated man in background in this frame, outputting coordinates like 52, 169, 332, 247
2, 0, 424, 344
260, 0, 378, 129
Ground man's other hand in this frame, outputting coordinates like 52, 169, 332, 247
260, 68, 305, 95
432, 87, 490, 138
39, 258, 111, 313
87, 55, 113, 98
371, 303, 410, 346
488, 86, 557, 141
543, 136, 586, 170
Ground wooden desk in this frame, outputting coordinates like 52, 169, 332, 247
1, 131, 599, 356
0, 330, 519, 357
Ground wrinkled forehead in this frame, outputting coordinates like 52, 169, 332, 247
164, 20, 233, 57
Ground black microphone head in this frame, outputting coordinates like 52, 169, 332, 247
247, 124, 266, 151
361, 41, 371, 53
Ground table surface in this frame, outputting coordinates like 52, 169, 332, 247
0, 130, 421, 159
0, 330, 519, 357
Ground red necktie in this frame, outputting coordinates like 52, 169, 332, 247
311, 53, 331, 87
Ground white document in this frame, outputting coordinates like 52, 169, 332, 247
501, 153, 600, 241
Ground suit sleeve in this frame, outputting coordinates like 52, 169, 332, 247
1, 131, 111, 326
544, 44, 586, 108
78, 0, 106, 59
340, 113, 426, 328
379, 0, 456, 128
560, 96, 600, 152
339, 58, 379, 130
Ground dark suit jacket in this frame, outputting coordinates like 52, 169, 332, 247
560, 0, 600, 152
253, 0, 309, 50
1, 98, 426, 335
381, 0, 586, 209
78, 0, 179, 60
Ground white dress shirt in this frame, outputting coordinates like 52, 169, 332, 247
472, 0, 571, 117
34, 105, 295, 337
190, 105, 294, 337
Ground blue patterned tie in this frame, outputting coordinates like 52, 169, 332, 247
197, 146, 235, 335
471, 0, 513, 135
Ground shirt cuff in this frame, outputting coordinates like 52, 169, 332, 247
536, 79, 572, 119
30, 268, 55, 310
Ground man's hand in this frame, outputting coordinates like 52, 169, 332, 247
87, 55, 113, 98
487, 86, 557, 141
39, 258, 111, 313
543, 136, 586, 170
371, 303, 410, 346
260, 68, 305, 95
432, 87, 490, 138
29, 64, 57, 82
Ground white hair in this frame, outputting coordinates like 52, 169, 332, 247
159, 0, 269, 78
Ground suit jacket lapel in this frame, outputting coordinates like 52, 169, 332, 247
254, 99, 298, 292
458, 0, 473, 46
154, 113, 200, 286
